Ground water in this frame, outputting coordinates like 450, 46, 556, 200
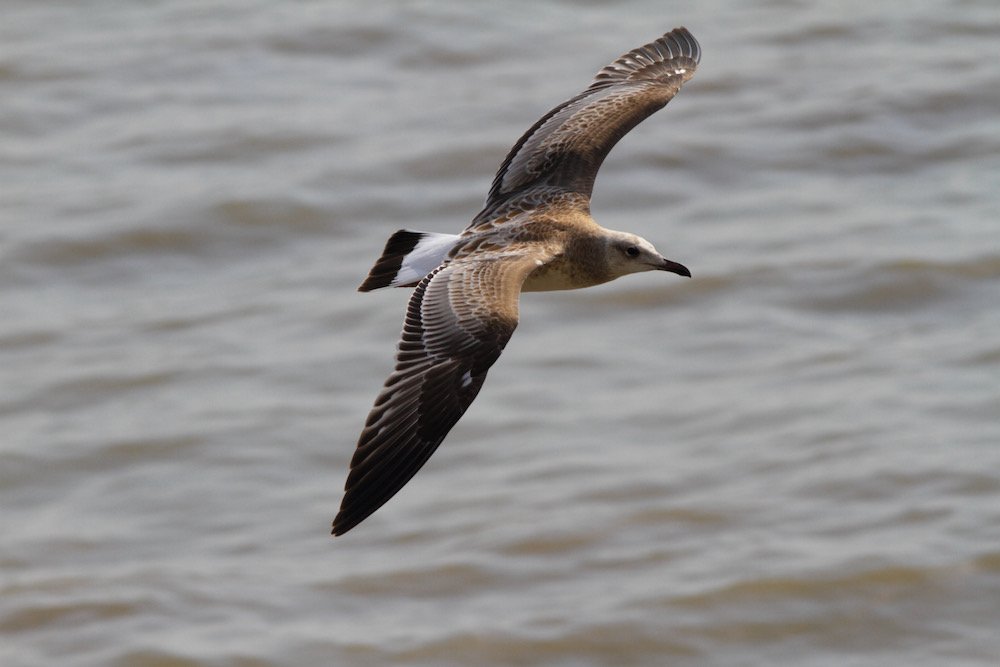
2, 1, 999, 665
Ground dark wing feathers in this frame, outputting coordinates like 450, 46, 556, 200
333, 249, 553, 535
484, 27, 700, 208
336, 27, 701, 535
590, 26, 700, 88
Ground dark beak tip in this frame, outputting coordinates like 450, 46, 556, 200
661, 259, 691, 278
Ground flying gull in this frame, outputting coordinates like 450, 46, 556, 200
334, 27, 701, 535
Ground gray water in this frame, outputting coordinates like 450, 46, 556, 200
2, 1, 999, 665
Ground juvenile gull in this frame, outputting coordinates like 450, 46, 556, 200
334, 27, 701, 535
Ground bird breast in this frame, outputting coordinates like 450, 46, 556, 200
521, 249, 610, 292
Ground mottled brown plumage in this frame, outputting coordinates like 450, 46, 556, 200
334, 27, 701, 535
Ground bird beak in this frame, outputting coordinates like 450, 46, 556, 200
659, 257, 691, 278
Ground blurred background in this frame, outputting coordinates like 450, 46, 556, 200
2, 1, 998, 665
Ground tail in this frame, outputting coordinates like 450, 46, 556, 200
358, 230, 460, 292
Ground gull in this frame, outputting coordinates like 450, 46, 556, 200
334, 27, 701, 535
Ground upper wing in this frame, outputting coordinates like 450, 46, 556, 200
333, 246, 555, 535
484, 27, 700, 208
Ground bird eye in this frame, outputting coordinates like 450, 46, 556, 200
625, 246, 639, 257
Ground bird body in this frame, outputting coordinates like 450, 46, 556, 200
334, 27, 701, 535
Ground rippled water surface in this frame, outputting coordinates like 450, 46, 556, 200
3, 1, 999, 665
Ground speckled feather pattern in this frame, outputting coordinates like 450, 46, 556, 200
334, 27, 700, 535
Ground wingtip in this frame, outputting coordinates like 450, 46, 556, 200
331, 514, 353, 537
661, 26, 701, 64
